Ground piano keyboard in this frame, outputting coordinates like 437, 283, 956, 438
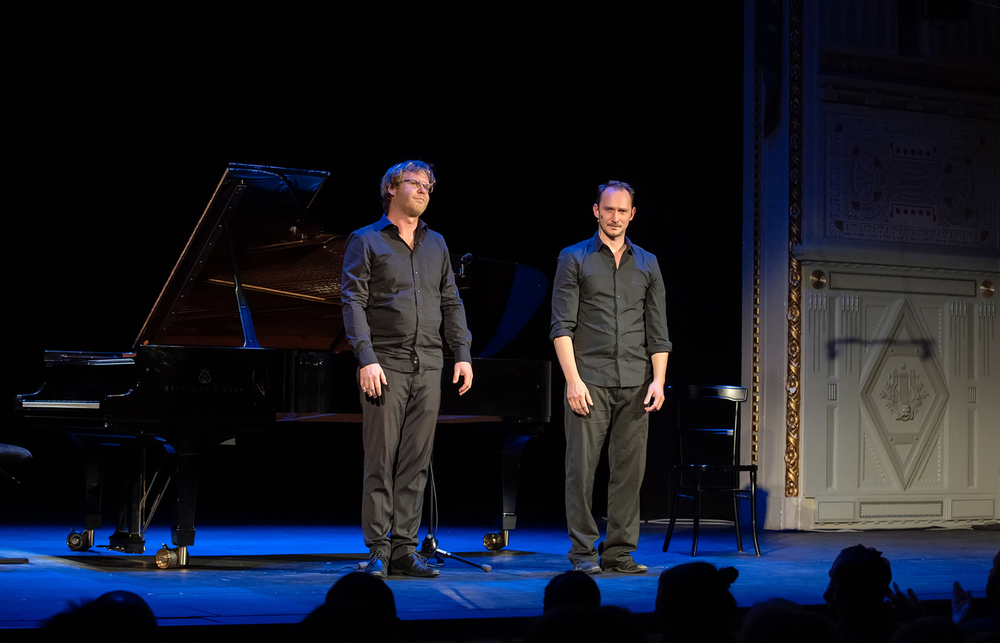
20, 400, 101, 410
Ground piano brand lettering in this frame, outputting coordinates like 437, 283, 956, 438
162, 385, 245, 394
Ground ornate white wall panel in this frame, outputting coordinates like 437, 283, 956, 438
825, 113, 997, 250
744, 0, 998, 530
802, 277, 998, 528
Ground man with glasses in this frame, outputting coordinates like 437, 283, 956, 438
550, 180, 671, 575
342, 160, 474, 578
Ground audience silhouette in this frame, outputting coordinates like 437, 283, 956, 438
739, 597, 834, 643
295, 571, 400, 642
34, 545, 999, 642
888, 615, 964, 643
528, 604, 642, 643
953, 548, 999, 642
822, 543, 901, 643
543, 570, 601, 612
42, 590, 159, 640
655, 562, 740, 643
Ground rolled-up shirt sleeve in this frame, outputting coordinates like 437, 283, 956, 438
643, 255, 672, 355
549, 248, 580, 342
341, 232, 379, 368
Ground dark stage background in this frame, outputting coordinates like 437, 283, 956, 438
7, 7, 745, 531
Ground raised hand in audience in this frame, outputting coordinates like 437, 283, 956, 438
951, 581, 973, 624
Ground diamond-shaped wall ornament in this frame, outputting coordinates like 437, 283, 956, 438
859, 299, 949, 490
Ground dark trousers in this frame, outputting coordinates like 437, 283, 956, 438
361, 367, 440, 560
564, 382, 649, 566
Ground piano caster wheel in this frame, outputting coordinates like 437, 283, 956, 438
155, 544, 189, 569
483, 530, 509, 551
67, 529, 94, 552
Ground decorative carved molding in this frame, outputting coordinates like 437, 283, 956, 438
859, 299, 950, 491
830, 272, 977, 296
799, 259, 997, 277
950, 300, 969, 378
980, 301, 996, 378
967, 409, 978, 489
786, 0, 803, 498
808, 293, 828, 374
826, 406, 837, 490
915, 434, 943, 486
818, 81, 1000, 121
920, 305, 944, 358
863, 432, 888, 485
865, 303, 890, 359
858, 501, 944, 518
825, 113, 997, 250
838, 294, 861, 375
819, 50, 1000, 95
880, 363, 929, 421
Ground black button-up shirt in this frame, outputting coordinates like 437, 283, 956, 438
550, 232, 671, 388
341, 215, 472, 373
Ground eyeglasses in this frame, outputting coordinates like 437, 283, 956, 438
400, 178, 434, 193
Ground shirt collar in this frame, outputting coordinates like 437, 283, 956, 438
589, 230, 633, 255
375, 213, 428, 234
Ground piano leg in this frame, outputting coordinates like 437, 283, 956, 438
153, 452, 199, 569
108, 473, 146, 554
483, 434, 532, 551
170, 451, 199, 553
72, 438, 184, 557
68, 448, 104, 551
83, 448, 104, 533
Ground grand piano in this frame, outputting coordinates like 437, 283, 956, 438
16, 164, 551, 567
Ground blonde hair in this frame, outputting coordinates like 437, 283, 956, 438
380, 160, 436, 210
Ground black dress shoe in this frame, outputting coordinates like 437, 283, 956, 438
572, 560, 602, 574
390, 553, 440, 577
600, 557, 648, 574
364, 552, 388, 578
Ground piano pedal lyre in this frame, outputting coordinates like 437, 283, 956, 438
155, 544, 188, 569
66, 529, 94, 552
483, 530, 509, 551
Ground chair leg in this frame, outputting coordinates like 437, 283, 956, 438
732, 488, 744, 553
691, 471, 701, 557
749, 469, 761, 556
663, 467, 680, 552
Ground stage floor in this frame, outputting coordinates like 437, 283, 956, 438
1, 520, 997, 632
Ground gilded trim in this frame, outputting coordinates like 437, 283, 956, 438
752, 66, 763, 467
786, 0, 803, 498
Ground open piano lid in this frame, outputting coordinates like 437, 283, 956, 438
133, 162, 549, 360
134, 163, 341, 352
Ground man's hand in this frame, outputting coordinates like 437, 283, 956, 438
566, 380, 593, 416
453, 361, 473, 395
644, 380, 665, 412
644, 352, 668, 412
359, 363, 388, 398
553, 336, 593, 416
